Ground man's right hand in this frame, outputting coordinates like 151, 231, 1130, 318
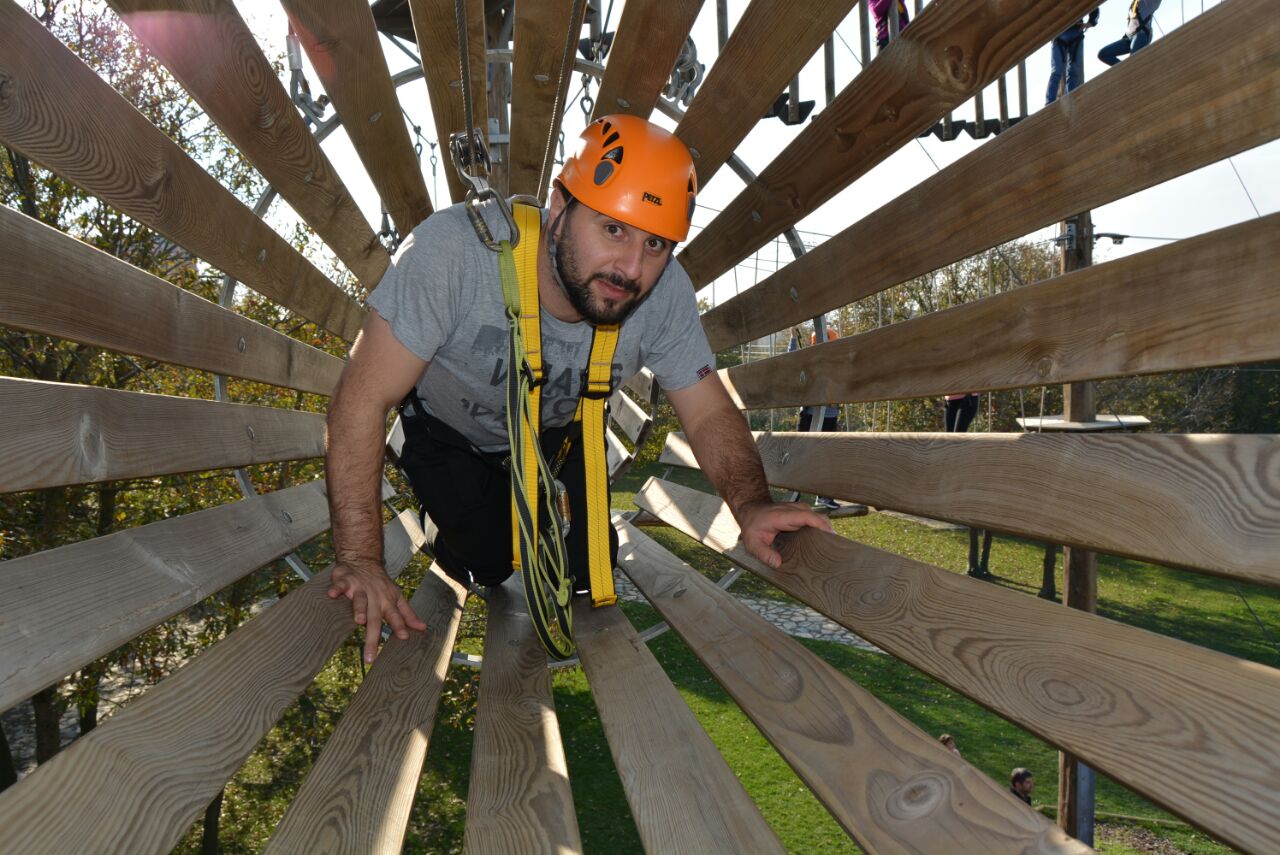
328, 560, 428, 663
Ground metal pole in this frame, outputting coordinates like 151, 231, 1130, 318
824, 37, 836, 105
717, 0, 729, 51
858, 0, 871, 66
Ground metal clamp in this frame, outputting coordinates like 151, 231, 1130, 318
450, 128, 523, 251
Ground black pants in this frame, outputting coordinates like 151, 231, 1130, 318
944, 394, 979, 433
397, 408, 618, 595
797, 410, 839, 433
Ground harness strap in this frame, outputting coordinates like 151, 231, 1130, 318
575, 326, 619, 607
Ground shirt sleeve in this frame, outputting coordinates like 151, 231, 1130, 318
639, 263, 717, 392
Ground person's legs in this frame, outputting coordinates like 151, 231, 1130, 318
798, 409, 814, 432
1130, 27, 1152, 55
1098, 34, 1131, 66
1064, 35, 1085, 93
1046, 37, 1069, 104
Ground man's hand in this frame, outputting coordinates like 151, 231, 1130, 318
328, 560, 427, 663
736, 500, 834, 569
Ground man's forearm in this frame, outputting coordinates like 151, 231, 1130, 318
684, 403, 772, 520
325, 390, 390, 569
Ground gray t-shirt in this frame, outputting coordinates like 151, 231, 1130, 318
368, 201, 716, 452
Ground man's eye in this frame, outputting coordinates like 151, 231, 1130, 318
605, 224, 623, 236
647, 238, 668, 252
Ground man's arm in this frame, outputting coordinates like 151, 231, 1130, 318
666, 374, 832, 568
326, 310, 429, 662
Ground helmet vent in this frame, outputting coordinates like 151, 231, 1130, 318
601, 121, 613, 134
593, 162, 615, 185
602, 146, 624, 164
602, 131, 620, 148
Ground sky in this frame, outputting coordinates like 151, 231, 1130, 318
226, 0, 1277, 308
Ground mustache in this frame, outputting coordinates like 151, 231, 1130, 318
592, 272, 640, 295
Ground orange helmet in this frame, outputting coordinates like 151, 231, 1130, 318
556, 115, 697, 243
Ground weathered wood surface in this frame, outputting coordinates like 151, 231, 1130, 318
609, 387, 652, 445
615, 520, 1089, 853
591, 0, 704, 121
108, 0, 390, 289
622, 366, 657, 406
464, 576, 581, 854
573, 597, 785, 854
697, 0, 1280, 348
678, 0, 1100, 288
660, 430, 1280, 586
636, 479, 1280, 854
0, 206, 343, 395
0, 481, 330, 712
0, 511, 424, 855
718, 215, 1280, 409
507, 0, 589, 201
675, 0, 855, 187
266, 566, 467, 854
606, 426, 634, 482
282, 0, 433, 236
408, 0, 488, 203
0, 378, 325, 493
0, 3, 364, 341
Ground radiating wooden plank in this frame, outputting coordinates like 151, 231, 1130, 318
614, 519, 1089, 853
573, 598, 786, 854
609, 388, 652, 445
717, 215, 1280, 410
0, 378, 324, 493
696, 0, 1280, 344
408, 0, 488, 204
266, 566, 467, 854
464, 575, 581, 854
0, 206, 343, 396
0, 480, 331, 727
636, 479, 1280, 855
606, 426, 633, 481
0, 511, 424, 855
507, 0, 589, 201
674, 0, 856, 188
591, 0, 705, 121
108, 0, 390, 289
281, 0, 433, 235
661, 430, 1280, 587
622, 367, 657, 406
0, 3, 364, 341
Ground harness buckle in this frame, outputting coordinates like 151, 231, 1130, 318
579, 370, 613, 400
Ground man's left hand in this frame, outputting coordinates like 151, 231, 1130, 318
736, 500, 834, 569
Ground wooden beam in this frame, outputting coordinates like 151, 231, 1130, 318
0, 206, 343, 396
107, 0, 391, 290
281, 0, 434, 236
696, 0, 1280, 347
464, 575, 581, 853
675, 0, 856, 188
573, 598, 786, 854
0, 480, 331, 725
265, 566, 467, 854
407, 0, 488, 203
0, 378, 325, 493
507, 0, 589, 201
680, 0, 1249, 290
0, 511, 424, 854
591, 0, 705, 121
717, 215, 1280, 410
660, 430, 1280, 587
636, 479, 1280, 854
609, 388, 652, 446
606, 426, 634, 481
622, 366, 657, 407
614, 519, 1089, 853
0, 3, 364, 341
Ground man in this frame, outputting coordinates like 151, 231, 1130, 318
325, 115, 832, 663
1046, 8, 1099, 105
1010, 768, 1034, 805
1099, 0, 1162, 66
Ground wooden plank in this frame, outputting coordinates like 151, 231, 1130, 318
573, 598, 785, 854
0, 511, 424, 855
606, 426, 633, 482
265, 566, 467, 854
507, 0, 589, 201
674, 0, 856, 187
108, 0, 391, 289
696, 0, 1280, 346
0, 3, 364, 341
614, 519, 1089, 853
679, 0, 1102, 287
636, 479, 1280, 854
282, 0, 433, 236
0, 378, 325, 493
591, 0, 705, 121
0, 480, 331, 712
609, 388, 652, 446
622, 367, 657, 406
717, 215, 1280, 410
464, 575, 581, 854
660, 430, 1280, 587
407, 0, 488, 203
0, 206, 343, 396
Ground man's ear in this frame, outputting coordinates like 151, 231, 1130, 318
547, 183, 567, 220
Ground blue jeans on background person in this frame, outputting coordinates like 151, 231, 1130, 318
1046, 31, 1086, 104
1098, 27, 1152, 66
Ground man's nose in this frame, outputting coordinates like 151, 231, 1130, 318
613, 238, 645, 282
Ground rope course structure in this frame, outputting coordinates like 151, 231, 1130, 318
0, 0, 1277, 852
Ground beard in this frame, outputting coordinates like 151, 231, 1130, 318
554, 218, 645, 325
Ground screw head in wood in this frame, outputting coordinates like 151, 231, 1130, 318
789, 287, 799, 302
238, 336, 246, 352
799, 370, 807, 384
256, 249, 267, 263
369, 111, 382, 123
280, 510, 293, 523
534, 73, 550, 83
245, 425, 255, 440
751, 210, 762, 223
616, 97, 630, 108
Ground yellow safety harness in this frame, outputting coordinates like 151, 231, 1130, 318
500, 203, 618, 659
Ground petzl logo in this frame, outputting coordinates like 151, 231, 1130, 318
642, 192, 663, 206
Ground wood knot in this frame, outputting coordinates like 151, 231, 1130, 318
1036, 356, 1054, 378
942, 45, 975, 87
884, 772, 947, 820
832, 128, 856, 153
0, 72, 13, 108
